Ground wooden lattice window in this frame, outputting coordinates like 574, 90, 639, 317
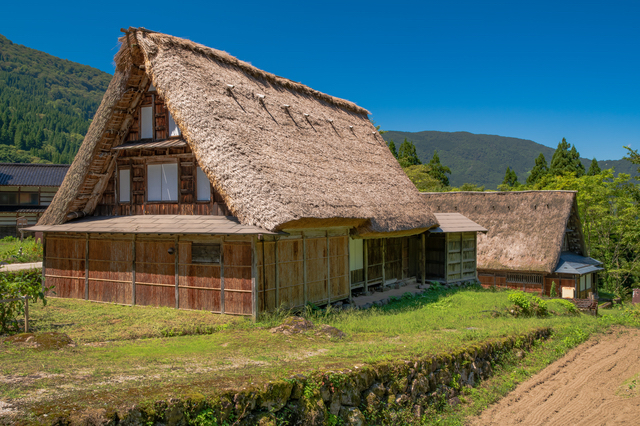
506, 273, 543, 285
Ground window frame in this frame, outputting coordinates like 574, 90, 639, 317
146, 161, 179, 203
118, 167, 131, 204
196, 166, 211, 203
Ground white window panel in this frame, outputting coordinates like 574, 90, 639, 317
147, 164, 162, 201
196, 167, 211, 201
119, 169, 130, 203
141, 106, 153, 139
580, 275, 586, 291
349, 238, 364, 271
162, 163, 178, 201
168, 110, 181, 137
586, 273, 592, 289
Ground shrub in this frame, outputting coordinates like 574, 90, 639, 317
508, 291, 548, 317
0, 269, 47, 333
550, 281, 558, 298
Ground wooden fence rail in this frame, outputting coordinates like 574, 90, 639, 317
0, 295, 29, 332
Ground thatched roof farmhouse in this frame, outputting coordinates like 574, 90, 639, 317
31, 28, 454, 316
422, 191, 602, 298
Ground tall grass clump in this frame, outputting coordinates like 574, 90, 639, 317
0, 236, 43, 264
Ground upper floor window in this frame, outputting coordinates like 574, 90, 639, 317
119, 169, 130, 203
148, 163, 178, 202
168, 110, 181, 137
140, 106, 153, 139
196, 167, 211, 201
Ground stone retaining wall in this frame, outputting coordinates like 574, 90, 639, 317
60, 327, 551, 426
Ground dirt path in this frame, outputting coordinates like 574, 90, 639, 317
470, 328, 640, 425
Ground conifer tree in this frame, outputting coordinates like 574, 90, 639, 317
387, 140, 398, 159
398, 139, 421, 167
526, 153, 549, 185
427, 150, 451, 187
550, 138, 585, 177
587, 158, 602, 176
502, 166, 519, 187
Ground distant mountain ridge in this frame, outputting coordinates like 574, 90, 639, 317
382, 130, 637, 188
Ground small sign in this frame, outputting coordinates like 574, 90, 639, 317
16, 217, 28, 228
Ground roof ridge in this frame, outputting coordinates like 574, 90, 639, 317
124, 27, 370, 116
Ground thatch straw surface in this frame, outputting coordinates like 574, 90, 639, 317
422, 191, 582, 273
39, 28, 437, 236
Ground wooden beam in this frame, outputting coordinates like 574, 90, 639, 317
41, 234, 46, 293
274, 238, 279, 308
346, 236, 351, 303
326, 232, 331, 305
363, 239, 368, 293
84, 233, 89, 300
174, 236, 179, 309
382, 238, 386, 286
302, 233, 307, 306
132, 234, 136, 306
251, 237, 258, 321
221, 238, 225, 314
421, 233, 426, 286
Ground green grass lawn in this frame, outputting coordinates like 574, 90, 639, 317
1, 285, 638, 423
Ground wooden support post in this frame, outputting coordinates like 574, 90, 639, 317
251, 237, 257, 321
363, 239, 368, 293
444, 234, 449, 284
346, 235, 351, 303
132, 234, 137, 306
274, 238, 279, 308
41, 234, 46, 293
421, 234, 426, 286
84, 233, 89, 300
382, 238, 386, 286
24, 296, 29, 333
302, 234, 308, 306
326, 232, 331, 306
174, 236, 179, 309
221, 239, 225, 314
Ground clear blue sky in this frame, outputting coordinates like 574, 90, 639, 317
3, 0, 639, 161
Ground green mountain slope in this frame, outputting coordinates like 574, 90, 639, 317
383, 130, 637, 188
0, 34, 112, 163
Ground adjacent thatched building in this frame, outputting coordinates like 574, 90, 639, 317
30, 28, 444, 317
421, 191, 602, 298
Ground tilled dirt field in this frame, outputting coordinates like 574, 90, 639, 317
471, 328, 640, 425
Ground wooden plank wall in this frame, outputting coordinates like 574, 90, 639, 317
43, 233, 253, 315
256, 230, 349, 311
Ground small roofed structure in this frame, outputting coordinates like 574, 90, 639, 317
0, 163, 70, 238
422, 191, 603, 298
31, 28, 439, 317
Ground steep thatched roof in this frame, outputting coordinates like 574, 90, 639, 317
39, 28, 437, 237
422, 191, 585, 273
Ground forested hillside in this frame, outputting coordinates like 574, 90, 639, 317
0, 34, 111, 163
383, 130, 637, 188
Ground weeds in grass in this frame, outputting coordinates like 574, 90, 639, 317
0, 236, 42, 264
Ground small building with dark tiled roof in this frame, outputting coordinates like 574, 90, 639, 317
0, 163, 70, 238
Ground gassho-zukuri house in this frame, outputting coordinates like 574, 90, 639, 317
29, 28, 486, 317
422, 191, 603, 299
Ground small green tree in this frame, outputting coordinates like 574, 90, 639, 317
587, 158, 601, 176
387, 140, 398, 159
427, 150, 451, 187
398, 139, 421, 167
500, 166, 519, 188
549, 138, 585, 177
404, 164, 446, 192
527, 153, 549, 185
550, 281, 558, 297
